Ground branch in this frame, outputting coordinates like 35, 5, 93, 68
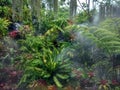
77, 0, 87, 13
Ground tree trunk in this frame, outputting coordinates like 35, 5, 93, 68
87, 0, 90, 16
30, 0, 41, 32
53, 0, 58, 18
47, 0, 53, 11
30, 0, 41, 19
70, 0, 77, 20
12, 0, 23, 22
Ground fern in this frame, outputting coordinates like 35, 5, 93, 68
78, 26, 120, 54
92, 28, 120, 54
0, 18, 10, 37
99, 18, 120, 38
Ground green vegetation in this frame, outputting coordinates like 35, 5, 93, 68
0, 0, 120, 90
0, 18, 10, 37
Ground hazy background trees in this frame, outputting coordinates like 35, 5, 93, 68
1, 0, 120, 31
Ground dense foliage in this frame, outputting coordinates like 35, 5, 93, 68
0, 0, 120, 90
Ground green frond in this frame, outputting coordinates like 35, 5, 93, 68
77, 25, 120, 54
53, 76, 63, 88
56, 73, 69, 79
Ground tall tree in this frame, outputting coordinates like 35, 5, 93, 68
46, 0, 53, 10
29, 0, 41, 31
53, 0, 58, 18
84, 0, 91, 16
45, 0, 58, 18
30, 0, 41, 20
70, 0, 77, 19
12, 0, 23, 22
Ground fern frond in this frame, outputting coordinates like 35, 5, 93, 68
77, 26, 120, 54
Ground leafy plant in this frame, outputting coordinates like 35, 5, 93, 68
98, 80, 111, 90
0, 0, 12, 19
76, 9, 95, 23
0, 0, 12, 6
111, 79, 120, 90
36, 10, 69, 35
17, 35, 72, 88
99, 18, 120, 38
75, 25, 120, 54
18, 48, 71, 88
0, 18, 10, 37
0, 6, 12, 19
64, 24, 120, 87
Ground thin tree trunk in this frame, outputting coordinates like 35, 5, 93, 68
12, 0, 16, 21
30, 0, 41, 20
53, 0, 58, 18
87, 0, 90, 15
47, 0, 53, 11
70, 0, 77, 20
78, 0, 87, 13
30, 0, 41, 31
12, 0, 23, 22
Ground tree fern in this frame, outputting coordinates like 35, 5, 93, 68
78, 26, 120, 54
99, 18, 120, 38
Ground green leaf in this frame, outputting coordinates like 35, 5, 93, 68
59, 63, 71, 69
43, 74, 51, 78
56, 73, 69, 79
53, 76, 63, 88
